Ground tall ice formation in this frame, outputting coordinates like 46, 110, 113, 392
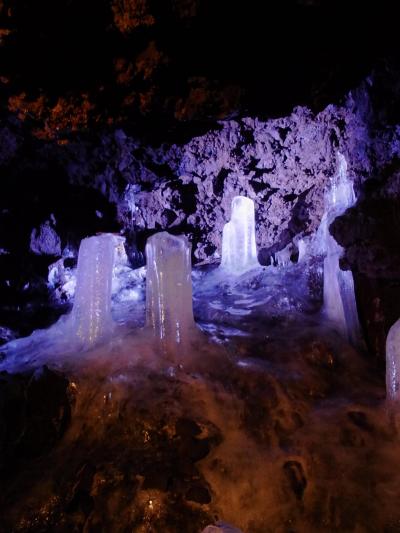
386, 318, 400, 403
145, 232, 195, 352
220, 196, 259, 274
69, 233, 119, 348
321, 153, 362, 346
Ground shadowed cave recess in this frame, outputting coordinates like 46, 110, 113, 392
1, 1, 400, 532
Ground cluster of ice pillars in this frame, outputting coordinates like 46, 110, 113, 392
50, 168, 400, 408
69, 195, 260, 352
70, 175, 364, 356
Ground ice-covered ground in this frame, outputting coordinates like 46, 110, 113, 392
0, 260, 399, 532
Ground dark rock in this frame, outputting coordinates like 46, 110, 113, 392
0, 366, 71, 470
185, 484, 211, 504
175, 417, 202, 438
347, 411, 374, 433
142, 469, 170, 491
283, 460, 307, 500
2, 1, 398, 135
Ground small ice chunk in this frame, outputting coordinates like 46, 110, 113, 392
274, 243, 292, 267
220, 196, 260, 274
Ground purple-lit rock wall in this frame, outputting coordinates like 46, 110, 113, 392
62, 80, 399, 265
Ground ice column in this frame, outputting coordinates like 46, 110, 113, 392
220, 196, 259, 274
386, 318, 400, 402
322, 153, 362, 346
297, 239, 307, 262
145, 232, 195, 350
69, 233, 118, 348
274, 243, 292, 267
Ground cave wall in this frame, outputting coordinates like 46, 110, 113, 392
54, 78, 399, 266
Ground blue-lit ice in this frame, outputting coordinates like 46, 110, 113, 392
68, 233, 120, 347
274, 243, 292, 267
386, 318, 400, 403
220, 196, 260, 274
0, 233, 124, 370
318, 153, 363, 346
145, 232, 197, 357
297, 238, 308, 262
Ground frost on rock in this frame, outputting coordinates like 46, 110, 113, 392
48, 257, 76, 301
30, 219, 61, 256
386, 318, 400, 403
145, 231, 196, 356
220, 196, 260, 274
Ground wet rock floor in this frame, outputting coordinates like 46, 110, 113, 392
0, 266, 399, 532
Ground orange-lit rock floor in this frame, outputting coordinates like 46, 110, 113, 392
0, 266, 398, 532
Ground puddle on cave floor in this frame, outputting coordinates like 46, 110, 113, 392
0, 264, 399, 533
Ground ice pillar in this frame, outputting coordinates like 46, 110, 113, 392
220, 196, 259, 274
386, 318, 400, 403
297, 239, 307, 262
321, 153, 362, 346
145, 232, 195, 350
69, 233, 118, 348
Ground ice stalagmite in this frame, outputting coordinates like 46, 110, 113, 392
297, 239, 307, 262
386, 318, 400, 403
69, 233, 119, 348
220, 196, 259, 274
145, 232, 196, 354
321, 153, 362, 346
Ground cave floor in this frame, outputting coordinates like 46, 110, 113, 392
0, 264, 398, 533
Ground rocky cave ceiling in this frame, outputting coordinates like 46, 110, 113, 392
0, 0, 399, 141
